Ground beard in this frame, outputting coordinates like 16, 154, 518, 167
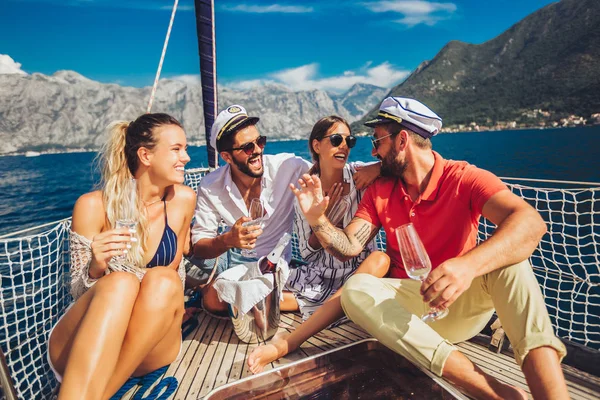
379, 148, 408, 178
233, 153, 264, 178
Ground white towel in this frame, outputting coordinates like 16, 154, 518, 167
213, 257, 289, 316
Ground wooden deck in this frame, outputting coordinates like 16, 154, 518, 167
118, 311, 600, 400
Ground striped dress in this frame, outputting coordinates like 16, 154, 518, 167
286, 162, 376, 321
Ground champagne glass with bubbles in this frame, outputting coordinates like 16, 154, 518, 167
113, 178, 138, 263
396, 222, 449, 323
241, 198, 264, 258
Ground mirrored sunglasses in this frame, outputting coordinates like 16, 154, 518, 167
322, 134, 357, 149
229, 135, 267, 155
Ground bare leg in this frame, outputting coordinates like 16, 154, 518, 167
247, 251, 389, 374
201, 281, 228, 313
53, 272, 140, 400
442, 350, 527, 400
280, 291, 299, 311
102, 267, 184, 399
522, 346, 569, 399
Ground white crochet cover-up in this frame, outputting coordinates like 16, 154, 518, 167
69, 230, 186, 300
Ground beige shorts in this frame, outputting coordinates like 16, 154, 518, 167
340, 259, 566, 376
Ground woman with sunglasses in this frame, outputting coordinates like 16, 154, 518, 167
248, 115, 389, 374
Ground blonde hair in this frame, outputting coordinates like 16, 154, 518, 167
98, 113, 182, 267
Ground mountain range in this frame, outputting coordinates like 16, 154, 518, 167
353, 0, 600, 132
0, 73, 386, 155
2, 0, 599, 155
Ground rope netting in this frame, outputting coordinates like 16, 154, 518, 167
0, 169, 598, 399
479, 182, 600, 347
0, 220, 71, 399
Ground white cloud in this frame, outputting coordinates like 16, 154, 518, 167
364, 0, 456, 27
272, 64, 319, 89
168, 74, 200, 85
170, 75, 278, 91
222, 4, 314, 13
225, 62, 409, 93
0, 55, 27, 75
364, 62, 410, 87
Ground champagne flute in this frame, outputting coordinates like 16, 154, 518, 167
395, 222, 449, 323
241, 198, 264, 258
113, 178, 138, 263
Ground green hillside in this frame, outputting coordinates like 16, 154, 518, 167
353, 0, 600, 132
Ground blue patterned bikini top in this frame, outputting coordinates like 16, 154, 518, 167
145, 201, 177, 268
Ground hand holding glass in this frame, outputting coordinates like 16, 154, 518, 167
241, 198, 264, 258
396, 223, 449, 323
113, 178, 138, 263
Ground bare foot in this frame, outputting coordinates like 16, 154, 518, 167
247, 332, 291, 374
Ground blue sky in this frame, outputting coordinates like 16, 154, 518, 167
0, 0, 557, 93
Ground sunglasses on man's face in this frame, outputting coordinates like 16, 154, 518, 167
371, 133, 394, 150
229, 135, 267, 155
322, 133, 357, 149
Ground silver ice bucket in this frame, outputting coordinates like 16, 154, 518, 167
228, 263, 281, 344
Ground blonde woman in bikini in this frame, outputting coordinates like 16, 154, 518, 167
48, 113, 196, 400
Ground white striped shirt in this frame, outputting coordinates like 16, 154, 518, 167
286, 162, 376, 320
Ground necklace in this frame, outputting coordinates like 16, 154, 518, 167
143, 197, 163, 207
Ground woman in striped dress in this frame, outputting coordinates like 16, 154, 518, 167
248, 116, 389, 374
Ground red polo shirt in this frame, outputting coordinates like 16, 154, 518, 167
355, 151, 508, 279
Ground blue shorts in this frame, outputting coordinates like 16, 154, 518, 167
186, 248, 258, 283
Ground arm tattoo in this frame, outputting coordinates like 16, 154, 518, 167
352, 224, 372, 247
326, 236, 354, 259
312, 220, 330, 234
311, 219, 356, 259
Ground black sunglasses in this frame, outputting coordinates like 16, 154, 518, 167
229, 136, 267, 155
322, 134, 357, 149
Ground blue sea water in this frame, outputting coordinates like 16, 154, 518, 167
0, 126, 599, 236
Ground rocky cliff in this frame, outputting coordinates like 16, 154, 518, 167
0, 71, 386, 154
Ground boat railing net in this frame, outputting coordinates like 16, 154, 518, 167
480, 181, 599, 348
0, 169, 598, 398
0, 220, 71, 399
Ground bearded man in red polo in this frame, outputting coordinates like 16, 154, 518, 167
290, 97, 569, 400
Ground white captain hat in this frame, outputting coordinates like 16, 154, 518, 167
210, 105, 260, 151
364, 97, 442, 138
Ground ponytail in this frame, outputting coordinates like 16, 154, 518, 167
97, 121, 145, 267
97, 113, 182, 268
